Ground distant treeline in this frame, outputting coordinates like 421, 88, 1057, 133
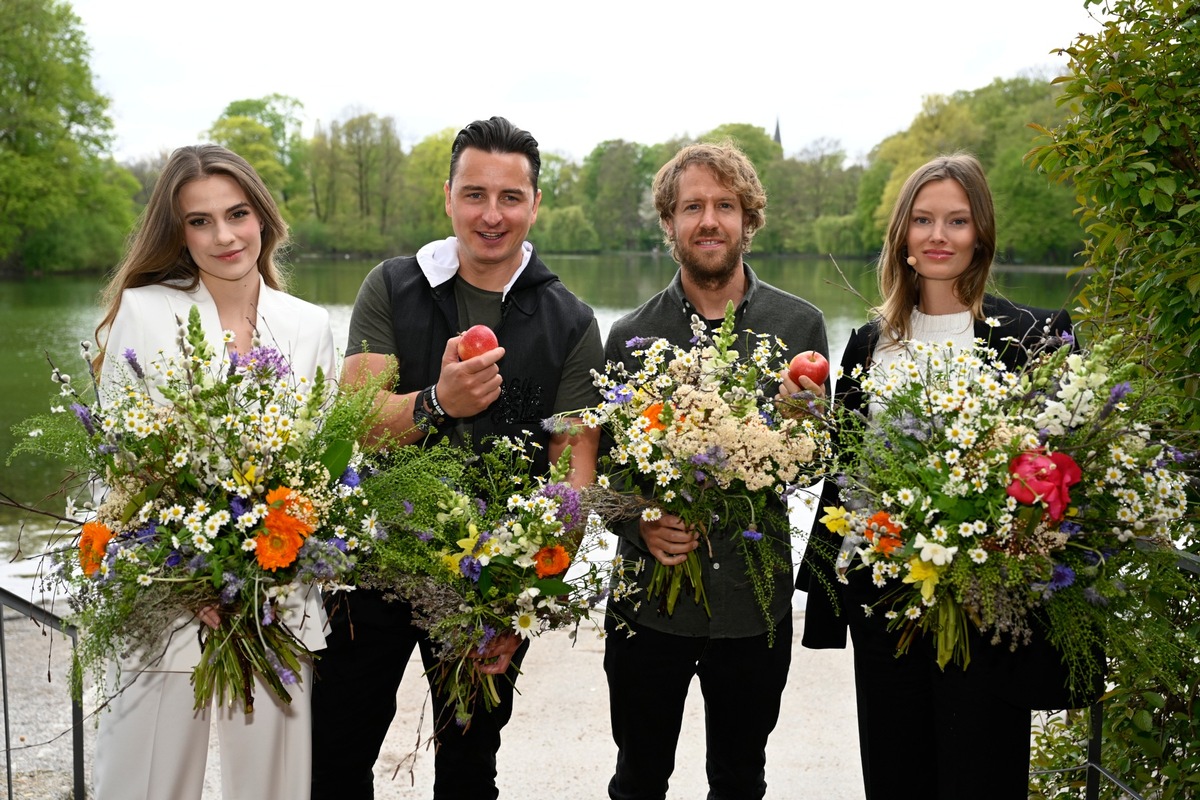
1, 0, 1083, 275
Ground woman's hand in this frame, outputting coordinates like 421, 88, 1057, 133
196, 605, 222, 629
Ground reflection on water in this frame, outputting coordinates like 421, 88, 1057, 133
0, 254, 1079, 590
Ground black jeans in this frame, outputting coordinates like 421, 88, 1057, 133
603, 613, 792, 800
310, 589, 528, 800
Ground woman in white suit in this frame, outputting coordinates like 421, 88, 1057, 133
92, 144, 335, 800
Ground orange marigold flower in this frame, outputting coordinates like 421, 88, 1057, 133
865, 511, 903, 556
264, 486, 315, 542
533, 544, 571, 578
255, 528, 304, 571
79, 521, 113, 577
641, 402, 666, 432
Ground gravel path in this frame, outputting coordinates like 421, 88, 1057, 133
2, 560, 864, 800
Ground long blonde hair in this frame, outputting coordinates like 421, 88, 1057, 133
876, 153, 996, 344
95, 144, 289, 361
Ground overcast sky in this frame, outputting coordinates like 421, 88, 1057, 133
69, 0, 1105, 165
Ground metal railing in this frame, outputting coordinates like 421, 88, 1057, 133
0, 585, 85, 800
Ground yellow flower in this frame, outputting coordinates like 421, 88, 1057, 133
820, 506, 850, 535
903, 558, 941, 602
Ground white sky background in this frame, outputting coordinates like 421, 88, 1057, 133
70, 0, 1106, 166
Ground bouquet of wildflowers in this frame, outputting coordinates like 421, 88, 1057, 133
355, 435, 613, 728
577, 302, 831, 637
824, 332, 1194, 693
11, 306, 381, 712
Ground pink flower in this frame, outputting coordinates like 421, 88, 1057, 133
1006, 450, 1082, 521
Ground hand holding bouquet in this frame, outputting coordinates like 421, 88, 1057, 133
355, 435, 612, 728
13, 307, 382, 712
576, 302, 831, 638
826, 333, 1194, 694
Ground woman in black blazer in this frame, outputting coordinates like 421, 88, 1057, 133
796, 154, 1094, 799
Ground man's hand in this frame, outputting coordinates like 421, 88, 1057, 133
436, 337, 505, 419
472, 630, 522, 675
640, 512, 700, 566
776, 372, 826, 419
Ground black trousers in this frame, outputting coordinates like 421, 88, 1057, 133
603, 613, 793, 800
310, 589, 528, 800
845, 578, 1033, 800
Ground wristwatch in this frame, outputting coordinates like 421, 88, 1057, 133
412, 384, 451, 433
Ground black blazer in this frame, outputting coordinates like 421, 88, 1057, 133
797, 296, 1092, 709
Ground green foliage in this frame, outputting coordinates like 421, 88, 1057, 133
0, 0, 135, 273
1025, 1, 1200, 795
537, 205, 599, 253
1028, 0, 1200, 427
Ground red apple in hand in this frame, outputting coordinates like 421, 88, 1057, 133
457, 324, 499, 360
788, 350, 829, 386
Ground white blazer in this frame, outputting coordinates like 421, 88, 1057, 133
101, 276, 336, 670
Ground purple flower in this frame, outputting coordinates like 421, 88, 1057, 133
262, 599, 276, 626
219, 573, 244, 605
459, 555, 482, 582
742, 528, 763, 542
70, 403, 95, 436
231, 346, 291, 380
264, 648, 298, 685
402, 500, 414, 516
475, 498, 488, 516
187, 554, 208, 573
604, 384, 634, 404
164, 550, 182, 568
539, 483, 582, 530
416, 530, 434, 542
122, 348, 145, 379
340, 467, 360, 488
1083, 587, 1108, 606
330, 537, 348, 553
475, 624, 497, 655
1058, 520, 1083, 537
625, 336, 653, 349
1048, 563, 1076, 592
1098, 382, 1132, 421
228, 495, 249, 520
97, 444, 118, 456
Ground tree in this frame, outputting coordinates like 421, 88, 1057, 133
213, 94, 306, 205
700, 123, 783, 176
580, 140, 650, 250
0, 0, 133, 273
537, 205, 599, 252
398, 128, 456, 251
206, 115, 287, 201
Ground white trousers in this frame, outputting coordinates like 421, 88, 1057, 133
93, 656, 313, 800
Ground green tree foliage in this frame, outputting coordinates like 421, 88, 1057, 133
212, 94, 306, 207
537, 205, 599, 252
1027, 1, 1200, 796
580, 139, 652, 251
206, 115, 288, 201
700, 123, 783, 176
1030, 0, 1200, 424
0, 0, 135, 273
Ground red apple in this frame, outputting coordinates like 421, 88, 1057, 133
457, 324, 499, 360
788, 350, 829, 386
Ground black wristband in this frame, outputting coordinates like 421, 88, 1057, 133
429, 383, 449, 418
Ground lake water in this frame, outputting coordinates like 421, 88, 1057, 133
0, 253, 1081, 592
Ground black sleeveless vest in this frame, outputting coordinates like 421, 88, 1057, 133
381, 249, 594, 475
